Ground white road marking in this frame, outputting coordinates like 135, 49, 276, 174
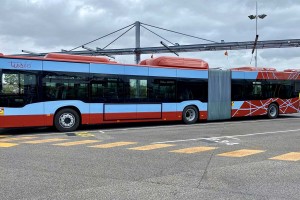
204, 137, 240, 146
153, 129, 300, 144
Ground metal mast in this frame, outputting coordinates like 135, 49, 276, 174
135, 21, 141, 64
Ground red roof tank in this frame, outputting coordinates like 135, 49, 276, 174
44, 53, 112, 63
284, 69, 300, 72
231, 66, 276, 71
139, 56, 208, 69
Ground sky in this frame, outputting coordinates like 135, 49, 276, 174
1, 0, 300, 70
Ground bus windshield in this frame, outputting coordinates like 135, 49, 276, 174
0, 70, 38, 107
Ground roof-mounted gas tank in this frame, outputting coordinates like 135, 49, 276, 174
231, 66, 276, 71
284, 69, 300, 72
44, 53, 116, 63
139, 56, 208, 69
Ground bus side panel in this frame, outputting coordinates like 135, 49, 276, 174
89, 103, 104, 124
89, 113, 103, 124
0, 102, 45, 127
250, 100, 269, 116
136, 104, 162, 119
231, 98, 300, 118
44, 100, 90, 125
161, 103, 179, 121
176, 101, 208, 120
231, 101, 252, 117
277, 98, 300, 114
44, 114, 54, 126
104, 104, 137, 120
250, 98, 300, 116
0, 115, 46, 128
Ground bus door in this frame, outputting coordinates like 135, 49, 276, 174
296, 81, 300, 111
0, 70, 43, 127
105, 77, 162, 120
103, 103, 162, 120
91, 76, 162, 121
231, 80, 252, 117
103, 77, 162, 120
249, 81, 269, 116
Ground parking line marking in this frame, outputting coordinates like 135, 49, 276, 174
170, 146, 217, 154
90, 141, 137, 148
269, 152, 300, 161
129, 144, 175, 151
0, 142, 18, 147
0, 136, 37, 142
53, 140, 100, 146
23, 138, 68, 144
217, 149, 265, 157
75, 132, 95, 137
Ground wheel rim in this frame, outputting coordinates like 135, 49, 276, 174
269, 105, 277, 117
185, 108, 196, 122
59, 113, 75, 129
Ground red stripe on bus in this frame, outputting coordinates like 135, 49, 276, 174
0, 115, 46, 128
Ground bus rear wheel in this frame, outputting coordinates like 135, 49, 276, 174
267, 103, 279, 119
182, 106, 198, 124
54, 108, 80, 132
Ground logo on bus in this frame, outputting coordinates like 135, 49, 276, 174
0, 107, 4, 115
9, 61, 31, 69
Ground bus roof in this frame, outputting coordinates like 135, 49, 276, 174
0, 53, 299, 72
0, 53, 117, 64
231, 66, 277, 71
284, 69, 300, 72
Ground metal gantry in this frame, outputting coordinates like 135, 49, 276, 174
12, 21, 300, 64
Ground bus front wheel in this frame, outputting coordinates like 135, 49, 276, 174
182, 106, 198, 124
267, 103, 279, 119
54, 108, 80, 132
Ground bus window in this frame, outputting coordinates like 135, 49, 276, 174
129, 79, 147, 99
177, 79, 208, 102
91, 76, 124, 103
2, 73, 20, 95
149, 78, 176, 102
43, 72, 89, 101
231, 80, 246, 101
277, 81, 294, 99
295, 81, 300, 92
252, 82, 262, 99
0, 71, 37, 107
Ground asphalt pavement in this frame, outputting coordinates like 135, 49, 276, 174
1, 114, 300, 200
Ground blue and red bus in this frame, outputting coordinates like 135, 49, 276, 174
0, 53, 299, 131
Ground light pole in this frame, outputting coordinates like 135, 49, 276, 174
248, 1, 267, 68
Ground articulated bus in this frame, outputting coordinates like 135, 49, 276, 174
0, 53, 299, 131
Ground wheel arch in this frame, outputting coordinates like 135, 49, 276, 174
186, 104, 200, 121
270, 101, 279, 109
178, 101, 202, 121
269, 101, 280, 114
184, 104, 200, 113
182, 104, 200, 124
53, 106, 82, 125
267, 102, 279, 119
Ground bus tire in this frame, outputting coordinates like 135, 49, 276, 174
267, 103, 279, 119
54, 108, 80, 132
182, 106, 198, 124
